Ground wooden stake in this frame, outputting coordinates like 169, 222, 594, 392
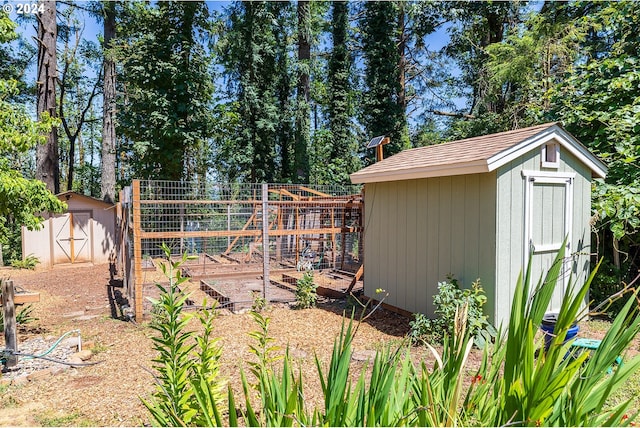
261, 184, 270, 301
2, 279, 17, 368
132, 180, 144, 320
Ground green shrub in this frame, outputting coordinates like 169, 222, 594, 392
11, 254, 39, 270
141, 244, 224, 427
409, 277, 494, 345
295, 272, 318, 309
251, 291, 267, 313
144, 242, 640, 426
589, 259, 630, 318
0, 304, 37, 332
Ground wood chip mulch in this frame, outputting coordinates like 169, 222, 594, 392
0, 263, 425, 426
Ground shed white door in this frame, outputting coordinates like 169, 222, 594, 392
53, 211, 91, 264
523, 172, 574, 312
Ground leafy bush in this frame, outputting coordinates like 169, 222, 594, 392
295, 272, 317, 309
251, 291, 267, 313
11, 254, 39, 270
589, 259, 629, 318
144, 243, 640, 426
142, 244, 224, 427
0, 304, 37, 332
409, 277, 493, 345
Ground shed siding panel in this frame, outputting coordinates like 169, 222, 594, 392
478, 173, 497, 320
495, 143, 593, 325
438, 177, 452, 279
364, 184, 380, 293
495, 149, 537, 326
416, 180, 429, 312
450, 176, 466, 276
22, 214, 53, 267
395, 181, 408, 310
405, 180, 419, 312
363, 174, 496, 317
91, 206, 116, 264
561, 151, 592, 286
425, 178, 440, 315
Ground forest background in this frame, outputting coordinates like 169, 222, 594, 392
1, 0, 639, 310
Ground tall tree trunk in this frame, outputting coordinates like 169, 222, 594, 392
397, 2, 407, 113
36, 0, 59, 194
294, 0, 310, 183
101, 1, 117, 203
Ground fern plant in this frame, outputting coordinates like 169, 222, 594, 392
10, 254, 39, 270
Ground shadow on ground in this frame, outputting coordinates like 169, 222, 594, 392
315, 292, 412, 338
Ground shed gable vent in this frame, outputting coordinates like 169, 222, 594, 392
541, 142, 560, 168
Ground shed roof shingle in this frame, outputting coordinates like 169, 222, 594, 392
350, 122, 607, 183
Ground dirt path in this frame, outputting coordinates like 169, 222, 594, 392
0, 263, 413, 426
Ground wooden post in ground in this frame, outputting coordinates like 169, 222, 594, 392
132, 180, 144, 321
2, 278, 17, 368
261, 184, 270, 301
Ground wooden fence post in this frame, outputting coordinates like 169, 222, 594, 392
2, 278, 18, 368
262, 184, 270, 301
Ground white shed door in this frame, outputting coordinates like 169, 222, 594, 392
53, 212, 91, 264
523, 172, 574, 312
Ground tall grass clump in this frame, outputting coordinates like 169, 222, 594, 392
464, 241, 640, 426
144, 242, 640, 426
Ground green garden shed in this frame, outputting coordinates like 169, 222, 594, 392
350, 123, 607, 326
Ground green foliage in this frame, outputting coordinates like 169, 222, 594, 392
218, 1, 290, 182
295, 272, 318, 309
116, 1, 214, 182
0, 12, 65, 264
0, 303, 37, 332
409, 277, 493, 345
145, 243, 640, 426
10, 254, 39, 270
465, 243, 640, 426
142, 244, 224, 426
324, 0, 360, 184
589, 259, 630, 318
251, 291, 267, 313
360, 1, 410, 162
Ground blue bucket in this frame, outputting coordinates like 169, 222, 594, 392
540, 312, 579, 350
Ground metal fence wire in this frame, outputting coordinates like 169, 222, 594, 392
121, 180, 363, 318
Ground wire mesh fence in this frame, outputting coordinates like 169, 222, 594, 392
121, 180, 363, 318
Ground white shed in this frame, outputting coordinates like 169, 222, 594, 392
22, 191, 116, 267
350, 123, 607, 326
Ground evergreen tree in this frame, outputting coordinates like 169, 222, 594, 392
325, 1, 359, 183
273, 3, 295, 182
117, 1, 214, 182
294, 0, 311, 182
57, 4, 102, 193
440, 1, 523, 138
1, 11, 65, 263
219, 1, 285, 182
360, 1, 409, 163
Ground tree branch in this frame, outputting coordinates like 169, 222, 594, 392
430, 110, 476, 119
